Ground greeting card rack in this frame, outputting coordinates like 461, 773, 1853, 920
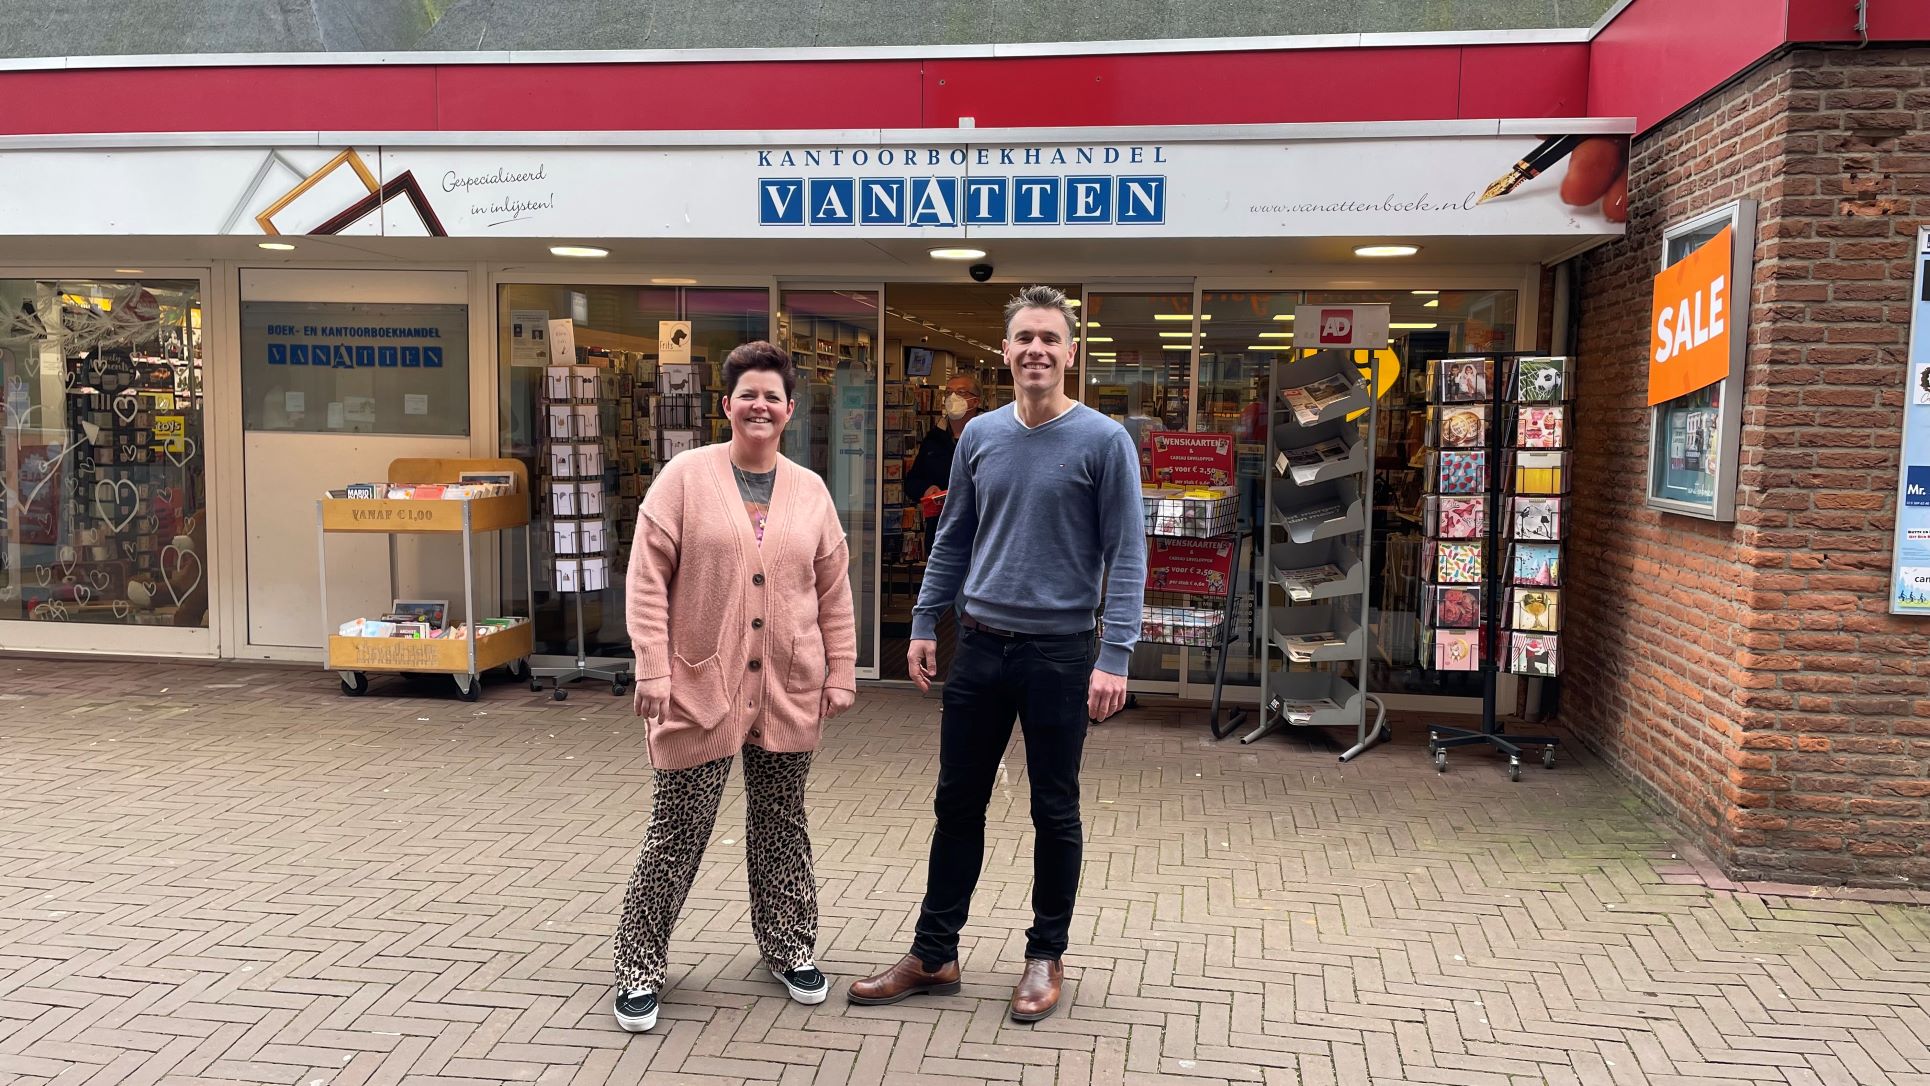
1422, 352, 1568, 781
1140, 487, 1249, 739
529, 363, 634, 701
1251, 349, 1390, 760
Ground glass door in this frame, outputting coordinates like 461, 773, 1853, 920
777, 286, 882, 679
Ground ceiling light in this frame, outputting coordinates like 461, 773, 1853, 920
929, 247, 987, 260
1245, 345, 1296, 351
1355, 244, 1420, 258
1154, 313, 1208, 321
1257, 332, 1292, 338
651, 277, 698, 285
550, 245, 609, 258
1085, 336, 1113, 343
1270, 314, 1296, 321
1411, 290, 1439, 296
257, 241, 296, 251
114, 268, 145, 275
1066, 298, 1082, 307
1162, 344, 1192, 351
1423, 299, 1440, 308
1084, 321, 1101, 328
1390, 322, 1438, 329
1157, 331, 1200, 338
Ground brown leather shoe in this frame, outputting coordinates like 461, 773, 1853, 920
1009, 958, 1064, 1022
846, 954, 961, 1006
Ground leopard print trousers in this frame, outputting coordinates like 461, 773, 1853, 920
612, 744, 817, 993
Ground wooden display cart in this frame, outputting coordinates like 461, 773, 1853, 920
316, 457, 535, 700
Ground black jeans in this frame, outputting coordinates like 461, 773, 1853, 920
912, 623, 1093, 967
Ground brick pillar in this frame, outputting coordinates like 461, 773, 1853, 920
1566, 47, 1930, 887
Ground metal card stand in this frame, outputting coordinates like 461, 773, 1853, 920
1425, 351, 1562, 781
1246, 348, 1392, 761
530, 364, 634, 702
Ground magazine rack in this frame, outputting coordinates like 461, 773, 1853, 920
1248, 349, 1390, 760
530, 363, 635, 700
1424, 351, 1566, 781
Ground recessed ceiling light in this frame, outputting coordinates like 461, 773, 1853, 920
1162, 344, 1192, 351
1270, 314, 1297, 321
1084, 320, 1101, 328
1066, 298, 1082, 307
1085, 336, 1113, 343
1390, 322, 1438, 330
1257, 332, 1292, 338
651, 277, 698, 285
1246, 345, 1296, 351
1157, 331, 1201, 338
257, 241, 296, 251
550, 245, 609, 258
929, 247, 988, 260
1423, 299, 1440, 308
114, 269, 145, 275
1153, 313, 1208, 321
1355, 244, 1420, 258
1411, 290, 1440, 296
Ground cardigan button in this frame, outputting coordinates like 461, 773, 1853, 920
752, 573, 765, 586
752, 618, 764, 629
748, 659, 762, 671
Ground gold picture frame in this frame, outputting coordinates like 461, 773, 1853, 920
254, 149, 380, 236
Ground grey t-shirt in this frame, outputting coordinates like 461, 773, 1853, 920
733, 463, 776, 545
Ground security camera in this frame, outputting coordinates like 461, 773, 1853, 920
968, 263, 994, 283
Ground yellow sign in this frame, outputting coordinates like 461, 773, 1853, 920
153, 415, 187, 453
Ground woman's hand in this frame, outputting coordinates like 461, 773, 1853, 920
820, 687, 855, 721
633, 676, 669, 722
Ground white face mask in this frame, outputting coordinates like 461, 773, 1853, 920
943, 393, 973, 420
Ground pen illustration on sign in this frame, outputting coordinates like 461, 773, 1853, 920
1478, 134, 1630, 223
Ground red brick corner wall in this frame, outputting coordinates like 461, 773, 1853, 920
1567, 47, 1930, 888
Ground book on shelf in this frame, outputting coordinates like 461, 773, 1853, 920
1280, 630, 1347, 661
1275, 562, 1348, 601
1278, 373, 1359, 425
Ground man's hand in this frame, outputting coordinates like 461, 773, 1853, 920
633, 676, 669, 721
908, 639, 939, 692
821, 686, 855, 720
1087, 668, 1127, 722
922, 486, 943, 499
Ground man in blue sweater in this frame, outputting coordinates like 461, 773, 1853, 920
849, 284, 1146, 1022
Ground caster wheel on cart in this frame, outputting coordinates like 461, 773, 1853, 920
1542, 747, 1557, 770
611, 678, 629, 696
1508, 758, 1522, 783
340, 671, 369, 697
529, 678, 543, 692
1434, 750, 1448, 773
456, 677, 481, 702
553, 686, 568, 701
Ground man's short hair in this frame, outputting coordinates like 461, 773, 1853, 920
1002, 284, 1078, 341
944, 374, 982, 398
721, 340, 797, 400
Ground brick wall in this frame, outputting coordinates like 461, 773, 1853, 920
1567, 47, 1930, 887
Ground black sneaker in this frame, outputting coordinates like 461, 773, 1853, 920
770, 963, 829, 1005
613, 988, 658, 1032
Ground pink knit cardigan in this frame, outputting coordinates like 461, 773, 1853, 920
625, 443, 857, 770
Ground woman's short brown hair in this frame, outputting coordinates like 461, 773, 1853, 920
721, 340, 797, 400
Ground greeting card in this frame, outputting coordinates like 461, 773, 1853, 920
1433, 495, 1486, 540
1509, 632, 1560, 676
1430, 585, 1483, 628
1433, 628, 1481, 671
1437, 541, 1483, 584
1511, 542, 1562, 586
1511, 496, 1565, 541
1510, 587, 1561, 632
1516, 405, 1566, 449
1436, 450, 1488, 495
1435, 405, 1489, 449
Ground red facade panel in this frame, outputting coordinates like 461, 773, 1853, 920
0, 66, 441, 135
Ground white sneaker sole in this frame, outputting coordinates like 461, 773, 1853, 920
771, 967, 829, 1005
614, 1004, 658, 1032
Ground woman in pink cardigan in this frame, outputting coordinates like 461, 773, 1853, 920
612, 341, 857, 1033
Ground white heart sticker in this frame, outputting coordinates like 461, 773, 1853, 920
93, 478, 142, 534
58, 545, 77, 577
161, 545, 202, 608
113, 394, 140, 425
73, 585, 92, 608
167, 437, 197, 469
35, 565, 51, 587
88, 569, 110, 592
111, 599, 131, 619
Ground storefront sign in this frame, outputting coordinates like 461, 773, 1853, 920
152, 414, 186, 453
659, 321, 692, 366
1292, 304, 1391, 349
1149, 431, 1236, 487
1146, 537, 1235, 595
1648, 224, 1733, 406
1888, 228, 1930, 613
0, 131, 1631, 242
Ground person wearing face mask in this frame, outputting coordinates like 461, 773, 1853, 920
612, 340, 857, 1034
903, 374, 982, 519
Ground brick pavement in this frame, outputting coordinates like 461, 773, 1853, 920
1, 656, 1928, 1086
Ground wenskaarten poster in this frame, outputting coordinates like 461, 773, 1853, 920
1889, 228, 1930, 613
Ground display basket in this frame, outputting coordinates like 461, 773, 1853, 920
1137, 591, 1251, 647
1143, 489, 1238, 539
